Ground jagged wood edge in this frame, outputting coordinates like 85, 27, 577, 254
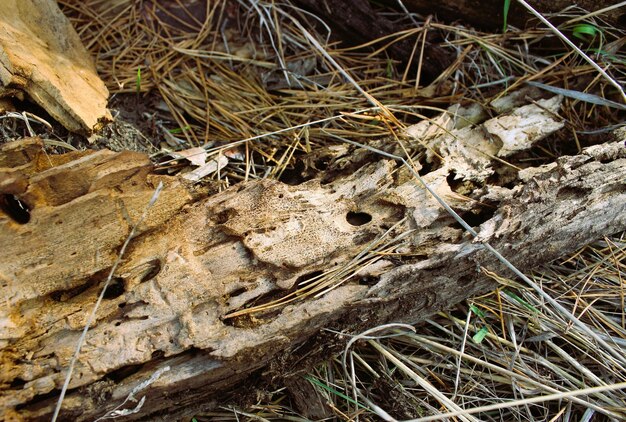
6, 139, 622, 421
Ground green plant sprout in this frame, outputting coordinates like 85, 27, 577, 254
469, 304, 489, 344
136, 67, 142, 94
503, 289, 539, 313
502, 0, 511, 32
472, 326, 489, 343
571, 23, 601, 42
168, 125, 191, 134
385, 58, 394, 79
304, 375, 370, 410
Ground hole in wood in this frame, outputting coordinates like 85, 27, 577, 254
103, 362, 144, 383
278, 160, 308, 185
223, 281, 301, 327
0, 194, 31, 224
103, 277, 125, 299
358, 275, 380, 286
316, 158, 330, 171
456, 275, 472, 287
557, 186, 591, 201
10, 377, 26, 389
139, 259, 162, 283
418, 158, 439, 176
15, 389, 58, 411
213, 210, 231, 224
50, 270, 105, 302
346, 211, 372, 226
229, 286, 247, 298
453, 206, 496, 229
446, 170, 477, 196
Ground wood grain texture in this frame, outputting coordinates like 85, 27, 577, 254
1, 116, 625, 420
0, 0, 111, 134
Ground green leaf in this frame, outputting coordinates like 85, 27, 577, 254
503, 289, 539, 313
304, 375, 370, 410
469, 304, 485, 318
168, 125, 190, 134
136, 67, 142, 94
472, 326, 489, 343
572, 23, 600, 41
502, 0, 511, 32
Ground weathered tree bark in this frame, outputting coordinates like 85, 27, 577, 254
1, 98, 625, 420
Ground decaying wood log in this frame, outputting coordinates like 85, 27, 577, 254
1, 97, 625, 420
0, 0, 111, 134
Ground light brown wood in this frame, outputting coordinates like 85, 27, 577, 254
0, 0, 111, 134
1, 99, 625, 420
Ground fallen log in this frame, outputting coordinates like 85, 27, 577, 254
1, 100, 625, 420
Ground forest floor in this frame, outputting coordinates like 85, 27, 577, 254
2, 1, 625, 420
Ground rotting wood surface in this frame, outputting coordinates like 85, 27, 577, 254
1, 101, 625, 420
0, 0, 111, 135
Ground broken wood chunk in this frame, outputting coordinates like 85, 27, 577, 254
0, 0, 112, 134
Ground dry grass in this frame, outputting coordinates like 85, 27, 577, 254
45, 1, 626, 420
57, 0, 625, 175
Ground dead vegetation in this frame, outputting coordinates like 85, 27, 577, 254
1, 0, 625, 420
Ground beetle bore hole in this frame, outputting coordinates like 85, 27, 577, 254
0, 194, 31, 224
139, 260, 162, 283
229, 287, 247, 297
358, 275, 380, 286
346, 211, 372, 226
103, 277, 125, 299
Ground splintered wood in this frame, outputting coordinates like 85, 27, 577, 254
0, 0, 111, 134
1, 103, 625, 420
